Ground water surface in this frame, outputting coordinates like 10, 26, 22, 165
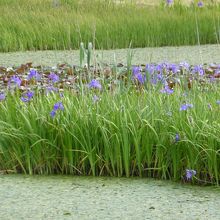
0, 44, 219, 67
0, 175, 219, 220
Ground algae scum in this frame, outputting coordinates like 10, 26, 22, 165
0, 175, 219, 220
0, 44, 220, 67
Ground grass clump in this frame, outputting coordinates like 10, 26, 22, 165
0, 0, 219, 51
0, 60, 219, 185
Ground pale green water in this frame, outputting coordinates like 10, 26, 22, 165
0, 44, 220, 67
0, 175, 219, 220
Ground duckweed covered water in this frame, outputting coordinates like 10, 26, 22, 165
0, 175, 219, 220
0, 44, 220, 67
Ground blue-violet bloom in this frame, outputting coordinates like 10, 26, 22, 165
48, 72, 59, 83
21, 91, 34, 102
10, 75, 21, 87
198, 1, 203, 7
180, 103, 193, 111
50, 110, 56, 118
0, 93, 6, 101
53, 102, 64, 111
28, 69, 40, 80
186, 169, 197, 180
160, 85, 174, 95
175, 134, 180, 142
88, 79, 102, 90
167, 0, 173, 6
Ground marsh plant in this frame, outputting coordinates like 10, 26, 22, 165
0, 58, 219, 185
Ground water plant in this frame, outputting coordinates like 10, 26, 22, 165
0, 60, 219, 185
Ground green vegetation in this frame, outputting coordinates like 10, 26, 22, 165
0, 1, 219, 186
0, 0, 219, 52
0, 76, 219, 185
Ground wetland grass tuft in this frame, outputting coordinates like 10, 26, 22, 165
0, 61, 219, 185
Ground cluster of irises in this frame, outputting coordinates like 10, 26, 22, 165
0, 62, 220, 106
1, 61, 218, 181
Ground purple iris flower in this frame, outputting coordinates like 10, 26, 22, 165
132, 66, 141, 75
186, 169, 196, 180
192, 65, 204, 76
134, 73, 146, 84
150, 77, 157, 85
50, 110, 56, 118
48, 72, 59, 83
21, 91, 34, 102
171, 64, 179, 74
157, 73, 163, 81
50, 102, 64, 118
156, 64, 163, 74
180, 103, 193, 111
132, 66, 146, 84
167, 63, 179, 74
175, 133, 180, 142
160, 85, 174, 94
27, 91, 34, 99
21, 97, 29, 102
198, 1, 203, 7
28, 69, 40, 80
53, 102, 64, 111
0, 93, 6, 101
10, 75, 21, 87
166, 0, 173, 5
179, 62, 190, 71
145, 64, 155, 75
88, 79, 102, 90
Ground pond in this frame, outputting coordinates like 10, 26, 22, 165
0, 44, 220, 67
0, 175, 219, 219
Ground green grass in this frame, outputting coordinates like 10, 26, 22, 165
0, 0, 220, 52
0, 81, 219, 185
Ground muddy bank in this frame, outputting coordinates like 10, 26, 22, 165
0, 44, 219, 67
0, 175, 219, 220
